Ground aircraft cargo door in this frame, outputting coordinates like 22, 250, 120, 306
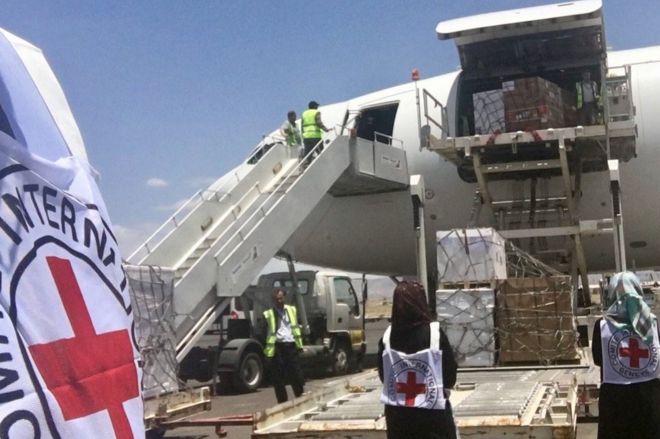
355, 103, 399, 144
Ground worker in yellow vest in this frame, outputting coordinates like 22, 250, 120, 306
576, 71, 601, 126
262, 288, 305, 403
301, 101, 330, 163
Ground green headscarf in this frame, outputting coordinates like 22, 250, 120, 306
605, 272, 656, 343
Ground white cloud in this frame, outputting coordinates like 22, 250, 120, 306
146, 177, 168, 188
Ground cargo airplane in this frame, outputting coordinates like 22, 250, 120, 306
204, 0, 659, 280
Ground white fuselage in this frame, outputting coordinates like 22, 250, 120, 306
275, 46, 660, 276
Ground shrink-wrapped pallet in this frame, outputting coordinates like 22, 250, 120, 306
437, 228, 507, 284
436, 288, 496, 367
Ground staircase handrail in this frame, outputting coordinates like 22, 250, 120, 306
127, 186, 234, 263
213, 129, 340, 266
374, 131, 404, 149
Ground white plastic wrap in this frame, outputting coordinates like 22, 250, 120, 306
436, 288, 496, 367
437, 228, 507, 283
125, 264, 180, 399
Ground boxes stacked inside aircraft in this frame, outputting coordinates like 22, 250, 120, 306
471, 76, 580, 136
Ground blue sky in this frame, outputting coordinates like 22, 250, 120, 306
2, 1, 658, 254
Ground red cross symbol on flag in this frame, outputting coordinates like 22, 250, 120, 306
27, 256, 139, 439
619, 337, 650, 368
395, 371, 427, 406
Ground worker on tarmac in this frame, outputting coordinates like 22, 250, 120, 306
301, 101, 330, 163
378, 281, 458, 439
262, 289, 305, 403
592, 272, 660, 438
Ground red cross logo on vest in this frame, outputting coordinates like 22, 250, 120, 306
27, 256, 139, 439
619, 338, 650, 368
395, 371, 427, 406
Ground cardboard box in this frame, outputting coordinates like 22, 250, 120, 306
473, 89, 505, 134
503, 77, 565, 132
497, 276, 579, 364
436, 288, 495, 367
437, 228, 507, 283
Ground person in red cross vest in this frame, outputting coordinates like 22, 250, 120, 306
592, 272, 660, 439
377, 281, 458, 439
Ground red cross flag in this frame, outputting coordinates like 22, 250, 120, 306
0, 29, 143, 438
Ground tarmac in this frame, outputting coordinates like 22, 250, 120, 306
163, 320, 599, 439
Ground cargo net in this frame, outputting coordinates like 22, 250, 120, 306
471, 77, 576, 136
125, 264, 180, 398
436, 229, 579, 366
472, 90, 505, 135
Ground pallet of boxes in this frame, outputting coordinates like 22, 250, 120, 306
436, 228, 580, 366
472, 77, 577, 135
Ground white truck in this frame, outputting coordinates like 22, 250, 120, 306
178, 270, 367, 393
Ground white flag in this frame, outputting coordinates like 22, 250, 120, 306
0, 30, 143, 438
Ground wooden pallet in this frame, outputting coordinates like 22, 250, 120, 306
438, 279, 500, 290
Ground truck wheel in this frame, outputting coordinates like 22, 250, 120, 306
331, 343, 350, 376
232, 351, 264, 393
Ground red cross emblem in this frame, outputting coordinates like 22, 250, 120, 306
619, 338, 650, 368
27, 256, 139, 439
395, 371, 427, 406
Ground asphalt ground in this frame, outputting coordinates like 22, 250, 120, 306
163, 320, 598, 439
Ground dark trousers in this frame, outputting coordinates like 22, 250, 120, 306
303, 138, 322, 162
579, 102, 598, 125
269, 342, 305, 403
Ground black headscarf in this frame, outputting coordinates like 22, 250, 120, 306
391, 281, 432, 334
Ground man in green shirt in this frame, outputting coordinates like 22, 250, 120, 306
280, 110, 302, 147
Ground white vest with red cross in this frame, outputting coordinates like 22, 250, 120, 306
380, 321, 446, 410
600, 319, 660, 385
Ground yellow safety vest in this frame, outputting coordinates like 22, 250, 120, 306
576, 81, 601, 109
263, 305, 303, 357
301, 109, 322, 139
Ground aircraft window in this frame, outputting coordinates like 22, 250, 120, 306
356, 103, 399, 143
273, 279, 309, 295
333, 277, 360, 316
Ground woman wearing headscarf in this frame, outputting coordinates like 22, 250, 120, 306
377, 281, 458, 439
592, 272, 660, 438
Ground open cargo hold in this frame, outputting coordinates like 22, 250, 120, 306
446, 3, 604, 138
472, 77, 579, 135
503, 77, 565, 132
497, 276, 579, 364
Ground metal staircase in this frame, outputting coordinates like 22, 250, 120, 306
127, 132, 409, 361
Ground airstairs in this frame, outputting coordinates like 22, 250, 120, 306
127, 131, 409, 362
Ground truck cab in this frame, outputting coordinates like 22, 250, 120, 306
179, 270, 366, 393
254, 271, 366, 375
